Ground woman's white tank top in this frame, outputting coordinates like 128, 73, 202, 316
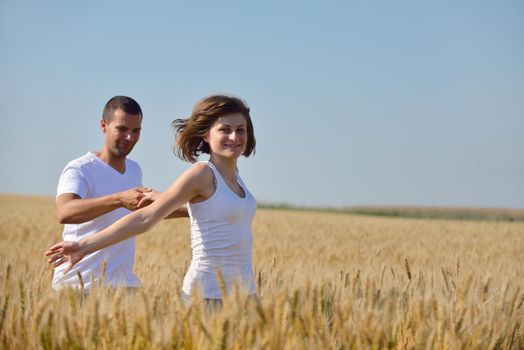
182, 161, 257, 298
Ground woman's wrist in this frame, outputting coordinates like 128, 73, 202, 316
151, 190, 162, 201
79, 238, 94, 255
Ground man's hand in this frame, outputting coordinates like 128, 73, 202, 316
45, 241, 86, 274
136, 190, 162, 209
118, 187, 152, 210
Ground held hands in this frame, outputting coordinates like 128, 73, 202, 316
136, 190, 162, 209
118, 187, 153, 210
45, 241, 86, 274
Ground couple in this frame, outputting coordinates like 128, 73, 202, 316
46, 94, 258, 301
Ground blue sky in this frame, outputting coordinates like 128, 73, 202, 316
1, 1, 523, 208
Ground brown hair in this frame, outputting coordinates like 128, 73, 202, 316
172, 95, 256, 162
102, 96, 143, 121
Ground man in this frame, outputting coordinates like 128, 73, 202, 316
52, 96, 184, 291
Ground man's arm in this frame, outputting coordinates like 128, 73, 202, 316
165, 205, 189, 218
56, 187, 151, 224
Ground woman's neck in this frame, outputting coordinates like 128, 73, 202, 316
209, 155, 238, 181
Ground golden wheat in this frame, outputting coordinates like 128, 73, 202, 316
0, 194, 523, 349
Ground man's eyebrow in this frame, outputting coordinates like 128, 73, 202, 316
115, 125, 141, 130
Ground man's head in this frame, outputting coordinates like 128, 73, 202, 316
101, 96, 143, 158
102, 96, 143, 122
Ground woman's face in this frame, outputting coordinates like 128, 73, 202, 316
205, 113, 247, 159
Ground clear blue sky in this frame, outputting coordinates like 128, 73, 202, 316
1, 1, 523, 208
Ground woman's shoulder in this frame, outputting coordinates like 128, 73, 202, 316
183, 162, 214, 183
191, 161, 213, 173
183, 162, 217, 203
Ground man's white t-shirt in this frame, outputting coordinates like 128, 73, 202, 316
52, 152, 142, 291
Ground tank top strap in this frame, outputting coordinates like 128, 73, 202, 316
236, 171, 246, 187
198, 161, 224, 188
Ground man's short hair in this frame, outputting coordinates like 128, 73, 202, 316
102, 96, 143, 122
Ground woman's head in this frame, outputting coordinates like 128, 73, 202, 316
173, 95, 256, 162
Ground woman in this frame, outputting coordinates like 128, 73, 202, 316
46, 94, 258, 301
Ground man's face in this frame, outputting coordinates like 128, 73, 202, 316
101, 109, 142, 158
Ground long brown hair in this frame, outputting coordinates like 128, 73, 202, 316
172, 95, 256, 162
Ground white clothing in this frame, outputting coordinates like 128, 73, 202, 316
182, 161, 257, 298
52, 152, 142, 290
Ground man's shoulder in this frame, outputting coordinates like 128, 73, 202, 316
63, 152, 98, 173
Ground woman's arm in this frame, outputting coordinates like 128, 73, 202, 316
46, 163, 213, 273
136, 190, 190, 219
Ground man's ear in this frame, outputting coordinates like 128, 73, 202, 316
100, 119, 108, 134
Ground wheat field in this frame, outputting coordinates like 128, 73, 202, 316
0, 194, 523, 349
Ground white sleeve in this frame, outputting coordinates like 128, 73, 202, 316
56, 166, 89, 199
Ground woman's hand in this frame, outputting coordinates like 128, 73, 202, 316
45, 241, 86, 274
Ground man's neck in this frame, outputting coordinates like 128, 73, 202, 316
96, 149, 126, 174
